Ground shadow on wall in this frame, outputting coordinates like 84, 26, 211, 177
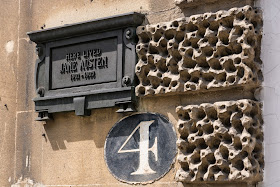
42, 96, 183, 151
43, 107, 128, 151
43, 90, 256, 151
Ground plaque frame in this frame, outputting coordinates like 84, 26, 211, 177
27, 12, 145, 120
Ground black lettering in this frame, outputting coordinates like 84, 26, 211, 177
97, 56, 108, 69
80, 60, 86, 72
89, 49, 93, 57
83, 50, 88, 59
65, 63, 70, 74
71, 61, 78, 73
94, 49, 101, 57
60, 63, 66, 74
88, 58, 94, 70
85, 71, 96, 80
71, 73, 81, 82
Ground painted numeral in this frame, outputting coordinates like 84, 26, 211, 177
118, 120, 158, 175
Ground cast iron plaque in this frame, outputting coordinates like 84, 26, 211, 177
51, 37, 118, 89
27, 13, 145, 120
104, 113, 177, 183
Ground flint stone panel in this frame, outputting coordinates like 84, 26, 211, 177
176, 99, 263, 183
135, 6, 262, 96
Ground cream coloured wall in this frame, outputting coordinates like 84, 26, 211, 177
0, 0, 267, 186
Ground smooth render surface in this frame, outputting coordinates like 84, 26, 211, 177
256, 0, 280, 186
0, 1, 18, 187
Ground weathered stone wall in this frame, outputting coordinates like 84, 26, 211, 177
176, 99, 263, 183
0, 0, 266, 187
0, 1, 18, 186
135, 3, 264, 187
136, 6, 262, 96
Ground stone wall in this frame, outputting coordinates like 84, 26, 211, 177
135, 5, 263, 186
135, 6, 262, 96
0, 0, 266, 187
176, 99, 263, 183
0, 1, 18, 186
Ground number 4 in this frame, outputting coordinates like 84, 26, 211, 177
118, 120, 158, 175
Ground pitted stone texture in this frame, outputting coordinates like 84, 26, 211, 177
176, 99, 263, 183
135, 6, 262, 96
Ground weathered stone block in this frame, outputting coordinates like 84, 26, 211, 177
136, 6, 262, 96
176, 99, 263, 183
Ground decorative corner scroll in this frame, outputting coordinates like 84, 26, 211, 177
36, 44, 46, 61
123, 27, 137, 49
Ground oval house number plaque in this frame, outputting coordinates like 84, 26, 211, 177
104, 113, 177, 183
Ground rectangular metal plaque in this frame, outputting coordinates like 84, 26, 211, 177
27, 12, 145, 120
51, 37, 117, 89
